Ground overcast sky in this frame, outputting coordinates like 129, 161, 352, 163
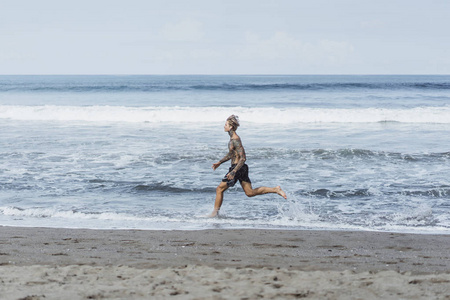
1, 0, 449, 75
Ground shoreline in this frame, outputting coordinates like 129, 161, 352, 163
1, 226, 449, 299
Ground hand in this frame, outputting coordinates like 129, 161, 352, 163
212, 162, 221, 170
226, 171, 235, 180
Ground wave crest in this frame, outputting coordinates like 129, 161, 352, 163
1, 105, 450, 124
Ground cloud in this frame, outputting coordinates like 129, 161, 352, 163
361, 20, 387, 29
143, 31, 355, 74
236, 31, 355, 66
161, 19, 204, 42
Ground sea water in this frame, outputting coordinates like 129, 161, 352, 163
1, 75, 449, 233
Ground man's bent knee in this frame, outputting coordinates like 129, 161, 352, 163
245, 190, 256, 197
216, 184, 227, 193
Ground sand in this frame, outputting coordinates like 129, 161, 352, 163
0, 227, 449, 299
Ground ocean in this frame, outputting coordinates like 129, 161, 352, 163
1, 75, 449, 234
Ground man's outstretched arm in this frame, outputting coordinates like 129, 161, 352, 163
212, 150, 233, 170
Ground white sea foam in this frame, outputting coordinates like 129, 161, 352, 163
1, 205, 448, 234
1, 105, 450, 124
0, 206, 139, 221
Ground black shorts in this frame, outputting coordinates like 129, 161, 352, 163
222, 164, 251, 187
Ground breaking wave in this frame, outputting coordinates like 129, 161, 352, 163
1, 105, 450, 124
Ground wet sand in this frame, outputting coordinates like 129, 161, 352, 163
1, 227, 449, 299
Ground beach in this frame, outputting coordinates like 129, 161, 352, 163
1, 227, 449, 299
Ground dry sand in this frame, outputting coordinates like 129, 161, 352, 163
0, 227, 449, 299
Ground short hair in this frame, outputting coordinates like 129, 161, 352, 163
227, 115, 240, 131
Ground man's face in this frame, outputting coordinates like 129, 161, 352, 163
224, 121, 232, 132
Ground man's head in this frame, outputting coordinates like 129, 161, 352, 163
226, 115, 240, 131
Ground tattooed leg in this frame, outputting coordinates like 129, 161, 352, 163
208, 181, 229, 217
240, 181, 287, 199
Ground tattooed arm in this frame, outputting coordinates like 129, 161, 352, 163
212, 149, 233, 170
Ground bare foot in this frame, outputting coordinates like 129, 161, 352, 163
276, 186, 287, 199
206, 209, 219, 218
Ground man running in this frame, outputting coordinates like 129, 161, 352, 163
208, 115, 287, 217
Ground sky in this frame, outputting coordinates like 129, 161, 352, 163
1, 0, 449, 75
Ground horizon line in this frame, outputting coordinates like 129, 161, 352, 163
1, 73, 449, 76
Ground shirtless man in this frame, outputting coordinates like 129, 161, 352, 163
208, 115, 287, 218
